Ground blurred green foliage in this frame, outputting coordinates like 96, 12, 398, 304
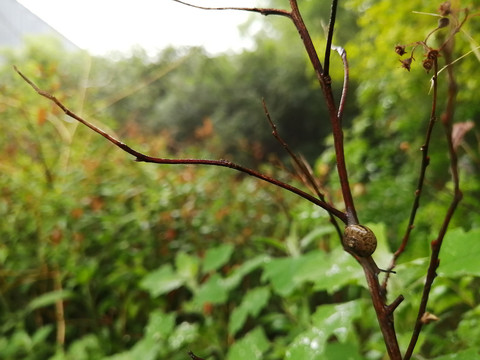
1, 0, 480, 359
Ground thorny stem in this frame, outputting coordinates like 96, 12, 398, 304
14, 66, 347, 223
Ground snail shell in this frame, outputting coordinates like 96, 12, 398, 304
342, 224, 377, 257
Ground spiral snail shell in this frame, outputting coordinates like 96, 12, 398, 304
342, 224, 377, 257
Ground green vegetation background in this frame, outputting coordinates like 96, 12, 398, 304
1, 0, 479, 359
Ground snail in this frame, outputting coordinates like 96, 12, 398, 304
342, 224, 377, 257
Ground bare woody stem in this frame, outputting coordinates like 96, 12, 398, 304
286, 2, 403, 358
14, 66, 347, 223
404, 38, 463, 360
172, 0, 358, 223
323, 0, 339, 78
171, 0, 291, 18
288, 0, 358, 225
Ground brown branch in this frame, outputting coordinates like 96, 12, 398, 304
358, 257, 402, 360
288, 0, 358, 225
323, 0, 338, 78
286, 2, 402, 357
404, 33, 463, 360
383, 59, 440, 284
171, 0, 291, 18
14, 66, 347, 223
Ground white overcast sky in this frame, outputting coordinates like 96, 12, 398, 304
17, 0, 262, 56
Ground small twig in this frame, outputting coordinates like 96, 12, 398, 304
262, 99, 325, 199
288, 0, 358, 225
332, 45, 349, 121
323, 0, 339, 78
171, 0, 291, 18
386, 295, 405, 316
262, 99, 343, 237
14, 66, 347, 223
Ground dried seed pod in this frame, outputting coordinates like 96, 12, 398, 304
438, 17, 450, 29
342, 224, 377, 257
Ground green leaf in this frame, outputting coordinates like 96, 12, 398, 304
106, 310, 176, 360
193, 273, 229, 305
193, 256, 269, 307
438, 228, 480, 277
229, 287, 271, 335
366, 222, 392, 269
140, 264, 184, 297
323, 342, 366, 360
312, 248, 365, 293
223, 255, 270, 289
262, 251, 324, 296
27, 290, 74, 312
262, 250, 363, 296
227, 327, 270, 360
31, 325, 54, 346
175, 251, 199, 282
286, 300, 362, 359
202, 244, 235, 273
430, 348, 480, 360
299, 225, 335, 250
168, 322, 199, 350
144, 310, 176, 340
457, 304, 480, 349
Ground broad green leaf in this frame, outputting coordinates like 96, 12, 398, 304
175, 251, 199, 282
299, 225, 336, 250
31, 325, 54, 346
263, 250, 363, 296
106, 310, 176, 360
262, 256, 303, 296
286, 300, 362, 359
168, 322, 199, 350
312, 248, 365, 293
193, 273, 229, 306
223, 255, 270, 290
203, 244, 235, 273
27, 290, 74, 312
144, 310, 176, 339
438, 228, 480, 277
262, 251, 327, 296
193, 256, 269, 307
65, 334, 103, 360
227, 327, 270, 360
366, 222, 392, 269
229, 287, 271, 335
457, 304, 480, 349
140, 264, 184, 297
323, 342, 366, 360
430, 348, 480, 360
